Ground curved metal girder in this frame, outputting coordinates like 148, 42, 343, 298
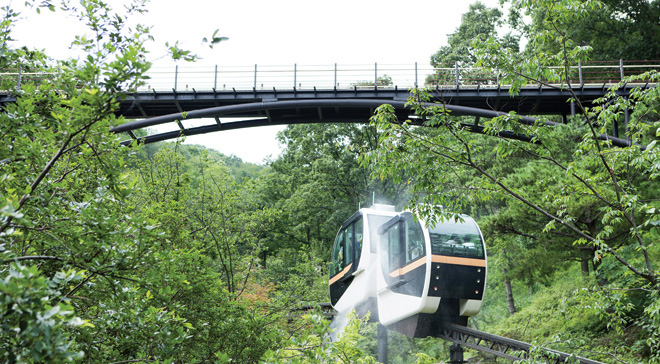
112, 99, 538, 133
118, 116, 538, 147
111, 98, 635, 148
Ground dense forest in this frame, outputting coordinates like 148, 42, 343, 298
1, 0, 659, 363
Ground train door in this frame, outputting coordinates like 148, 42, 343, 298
329, 216, 364, 306
376, 212, 437, 326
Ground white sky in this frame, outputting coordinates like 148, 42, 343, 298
12, 0, 501, 164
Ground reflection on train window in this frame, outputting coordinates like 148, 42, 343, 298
330, 217, 364, 278
355, 218, 363, 261
386, 223, 400, 273
405, 218, 425, 263
380, 215, 427, 276
429, 217, 484, 258
346, 224, 354, 264
368, 215, 391, 254
331, 229, 346, 276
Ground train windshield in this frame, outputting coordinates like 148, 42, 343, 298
368, 215, 394, 254
330, 217, 363, 277
429, 217, 484, 258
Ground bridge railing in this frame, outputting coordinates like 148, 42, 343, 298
426, 60, 660, 88
146, 63, 429, 91
1, 60, 658, 92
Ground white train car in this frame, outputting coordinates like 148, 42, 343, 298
329, 204, 399, 318
330, 206, 487, 338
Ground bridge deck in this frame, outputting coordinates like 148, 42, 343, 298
114, 83, 639, 119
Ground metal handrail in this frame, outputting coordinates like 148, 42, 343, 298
1, 60, 658, 92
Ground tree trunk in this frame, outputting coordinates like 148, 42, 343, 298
581, 257, 590, 276
504, 277, 516, 316
502, 249, 516, 316
584, 221, 607, 286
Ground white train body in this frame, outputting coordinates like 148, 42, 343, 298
329, 205, 487, 337
329, 204, 398, 315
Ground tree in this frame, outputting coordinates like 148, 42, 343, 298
1, 1, 163, 359
430, 1, 517, 66
124, 142, 283, 362
364, 0, 660, 360
1, 1, 264, 362
514, 0, 660, 60
257, 123, 409, 263
428, 2, 518, 86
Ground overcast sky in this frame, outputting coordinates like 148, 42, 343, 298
12, 0, 501, 164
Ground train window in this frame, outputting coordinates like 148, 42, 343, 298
386, 223, 400, 273
354, 218, 363, 261
368, 215, 392, 254
404, 218, 425, 263
330, 217, 364, 278
345, 224, 354, 264
331, 229, 347, 276
428, 217, 484, 258
380, 213, 426, 276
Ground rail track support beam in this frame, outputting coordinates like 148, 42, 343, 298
449, 344, 465, 363
378, 323, 388, 364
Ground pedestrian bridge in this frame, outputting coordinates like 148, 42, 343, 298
1, 61, 656, 147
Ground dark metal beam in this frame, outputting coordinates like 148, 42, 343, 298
111, 99, 540, 134
436, 322, 605, 364
112, 99, 637, 148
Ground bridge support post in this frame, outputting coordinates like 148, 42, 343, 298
624, 103, 630, 140
214, 65, 218, 89
578, 61, 583, 85
570, 101, 576, 117
174, 65, 178, 90
377, 323, 388, 364
449, 344, 464, 363
16, 66, 23, 90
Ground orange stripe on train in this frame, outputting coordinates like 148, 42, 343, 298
431, 255, 486, 267
329, 263, 353, 285
388, 257, 425, 278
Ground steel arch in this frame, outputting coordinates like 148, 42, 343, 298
111, 98, 634, 148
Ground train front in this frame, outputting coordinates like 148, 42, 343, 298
377, 213, 487, 338
426, 215, 486, 325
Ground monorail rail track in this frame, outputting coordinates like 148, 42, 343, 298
319, 301, 604, 363
435, 322, 604, 364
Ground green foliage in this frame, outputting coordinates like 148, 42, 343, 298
353, 75, 393, 87
365, 0, 660, 361
256, 123, 408, 264
262, 311, 377, 363
509, 0, 660, 61
202, 29, 229, 49
1, 1, 284, 362
430, 1, 517, 66
5, 0, 660, 362
124, 141, 283, 362
0, 254, 86, 363
259, 248, 330, 306
427, 2, 519, 86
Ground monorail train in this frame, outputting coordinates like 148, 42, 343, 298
329, 204, 486, 338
